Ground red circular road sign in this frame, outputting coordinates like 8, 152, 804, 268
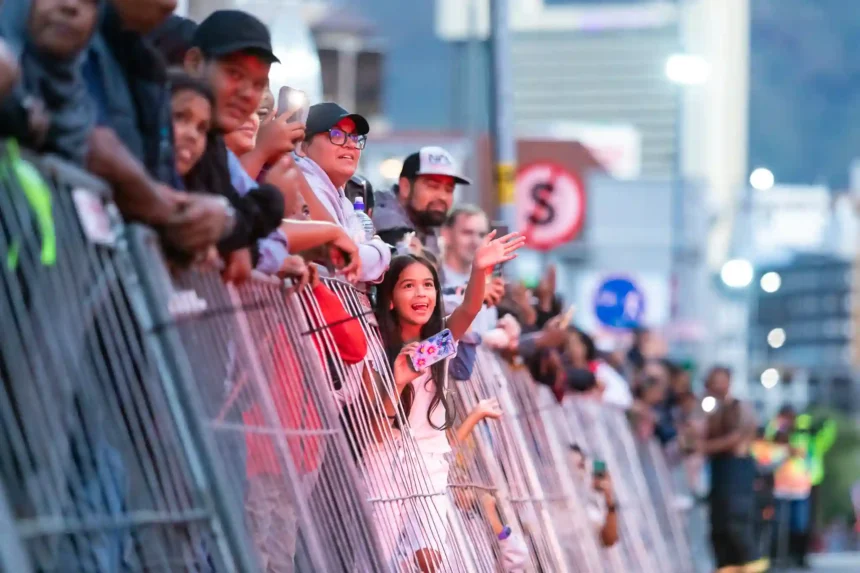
515, 162, 585, 251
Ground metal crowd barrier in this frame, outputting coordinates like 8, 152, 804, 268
1, 148, 699, 572
0, 146, 254, 571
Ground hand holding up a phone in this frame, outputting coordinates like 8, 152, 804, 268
277, 86, 309, 123
256, 114, 305, 160
592, 462, 614, 502
393, 342, 425, 389
254, 86, 309, 161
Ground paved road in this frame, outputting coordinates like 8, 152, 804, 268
778, 552, 860, 573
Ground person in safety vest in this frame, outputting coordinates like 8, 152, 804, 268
750, 427, 788, 568
765, 405, 837, 567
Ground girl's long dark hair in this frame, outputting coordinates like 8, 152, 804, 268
374, 255, 454, 431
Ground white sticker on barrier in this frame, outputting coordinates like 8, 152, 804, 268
72, 187, 116, 246
167, 288, 209, 318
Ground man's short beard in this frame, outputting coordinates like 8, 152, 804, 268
405, 182, 447, 228
408, 206, 447, 228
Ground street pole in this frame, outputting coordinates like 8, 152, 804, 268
488, 0, 516, 228
466, 0, 482, 204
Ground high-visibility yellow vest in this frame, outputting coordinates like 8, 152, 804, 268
765, 414, 838, 486
774, 455, 812, 498
750, 440, 788, 470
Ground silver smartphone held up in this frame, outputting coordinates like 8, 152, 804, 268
277, 86, 309, 123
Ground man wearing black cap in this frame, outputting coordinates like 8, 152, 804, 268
183, 9, 306, 278
296, 102, 390, 284
373, 146, 471, 258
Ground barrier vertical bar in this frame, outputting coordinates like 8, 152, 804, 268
124, 226, 258, 573
0, 484, 32, 572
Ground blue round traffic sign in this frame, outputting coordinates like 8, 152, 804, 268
593, 276, 645, 329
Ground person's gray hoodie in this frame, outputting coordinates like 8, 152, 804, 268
297, 155, 390, 283
372, 186, 441, 258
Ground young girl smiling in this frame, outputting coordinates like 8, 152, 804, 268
367, 229, 524, 571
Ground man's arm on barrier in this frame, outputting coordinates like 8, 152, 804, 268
87, 127, 176, 224
87, 127, 231, 252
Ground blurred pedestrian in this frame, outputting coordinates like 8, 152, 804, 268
765, 405, 837, 567
697, 366, 763, 573
440, 204, 506, 334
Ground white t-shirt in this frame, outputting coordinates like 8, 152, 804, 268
595, 362, 634, 410
441, 264, 498, 335
408, 372, 451, 455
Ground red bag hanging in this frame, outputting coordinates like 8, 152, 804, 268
310, 282, 367, 365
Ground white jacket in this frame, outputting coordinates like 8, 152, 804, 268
296, 156, 390, 283
596, 362, 634, 410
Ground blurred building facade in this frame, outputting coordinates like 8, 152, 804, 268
749, 255, 856, 417
181, 0, 860, 414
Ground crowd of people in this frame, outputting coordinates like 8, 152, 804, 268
0, 1, 845, 572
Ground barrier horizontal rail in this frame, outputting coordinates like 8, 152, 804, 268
0, 147, 700, 573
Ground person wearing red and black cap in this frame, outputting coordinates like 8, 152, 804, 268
373, 146, 471, 258
295, 102, 391, 284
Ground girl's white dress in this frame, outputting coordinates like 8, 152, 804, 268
361, 369, 453, 569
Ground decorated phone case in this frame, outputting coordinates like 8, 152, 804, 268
410, 329, 457, 371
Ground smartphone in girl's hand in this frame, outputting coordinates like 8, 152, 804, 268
410, 329, 457, 371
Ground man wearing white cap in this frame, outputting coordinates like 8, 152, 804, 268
372, 146, 471, 259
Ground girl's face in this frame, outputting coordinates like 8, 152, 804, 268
390, 262, 437, 328
284, 184, 311, 220
171, 90, 212, 177
224, 110, 261, 156
257, 89, 274, 122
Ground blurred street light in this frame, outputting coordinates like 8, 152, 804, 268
721, 258, 754, 288
750, 167, 775, 191
665, 54, 711, 85
761, 368, 780, 389
767, 328, 786, 349
760, 271, 782, 293
379, 158, 404, 181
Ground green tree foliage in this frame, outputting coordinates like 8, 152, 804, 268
811, 408, 860, 525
